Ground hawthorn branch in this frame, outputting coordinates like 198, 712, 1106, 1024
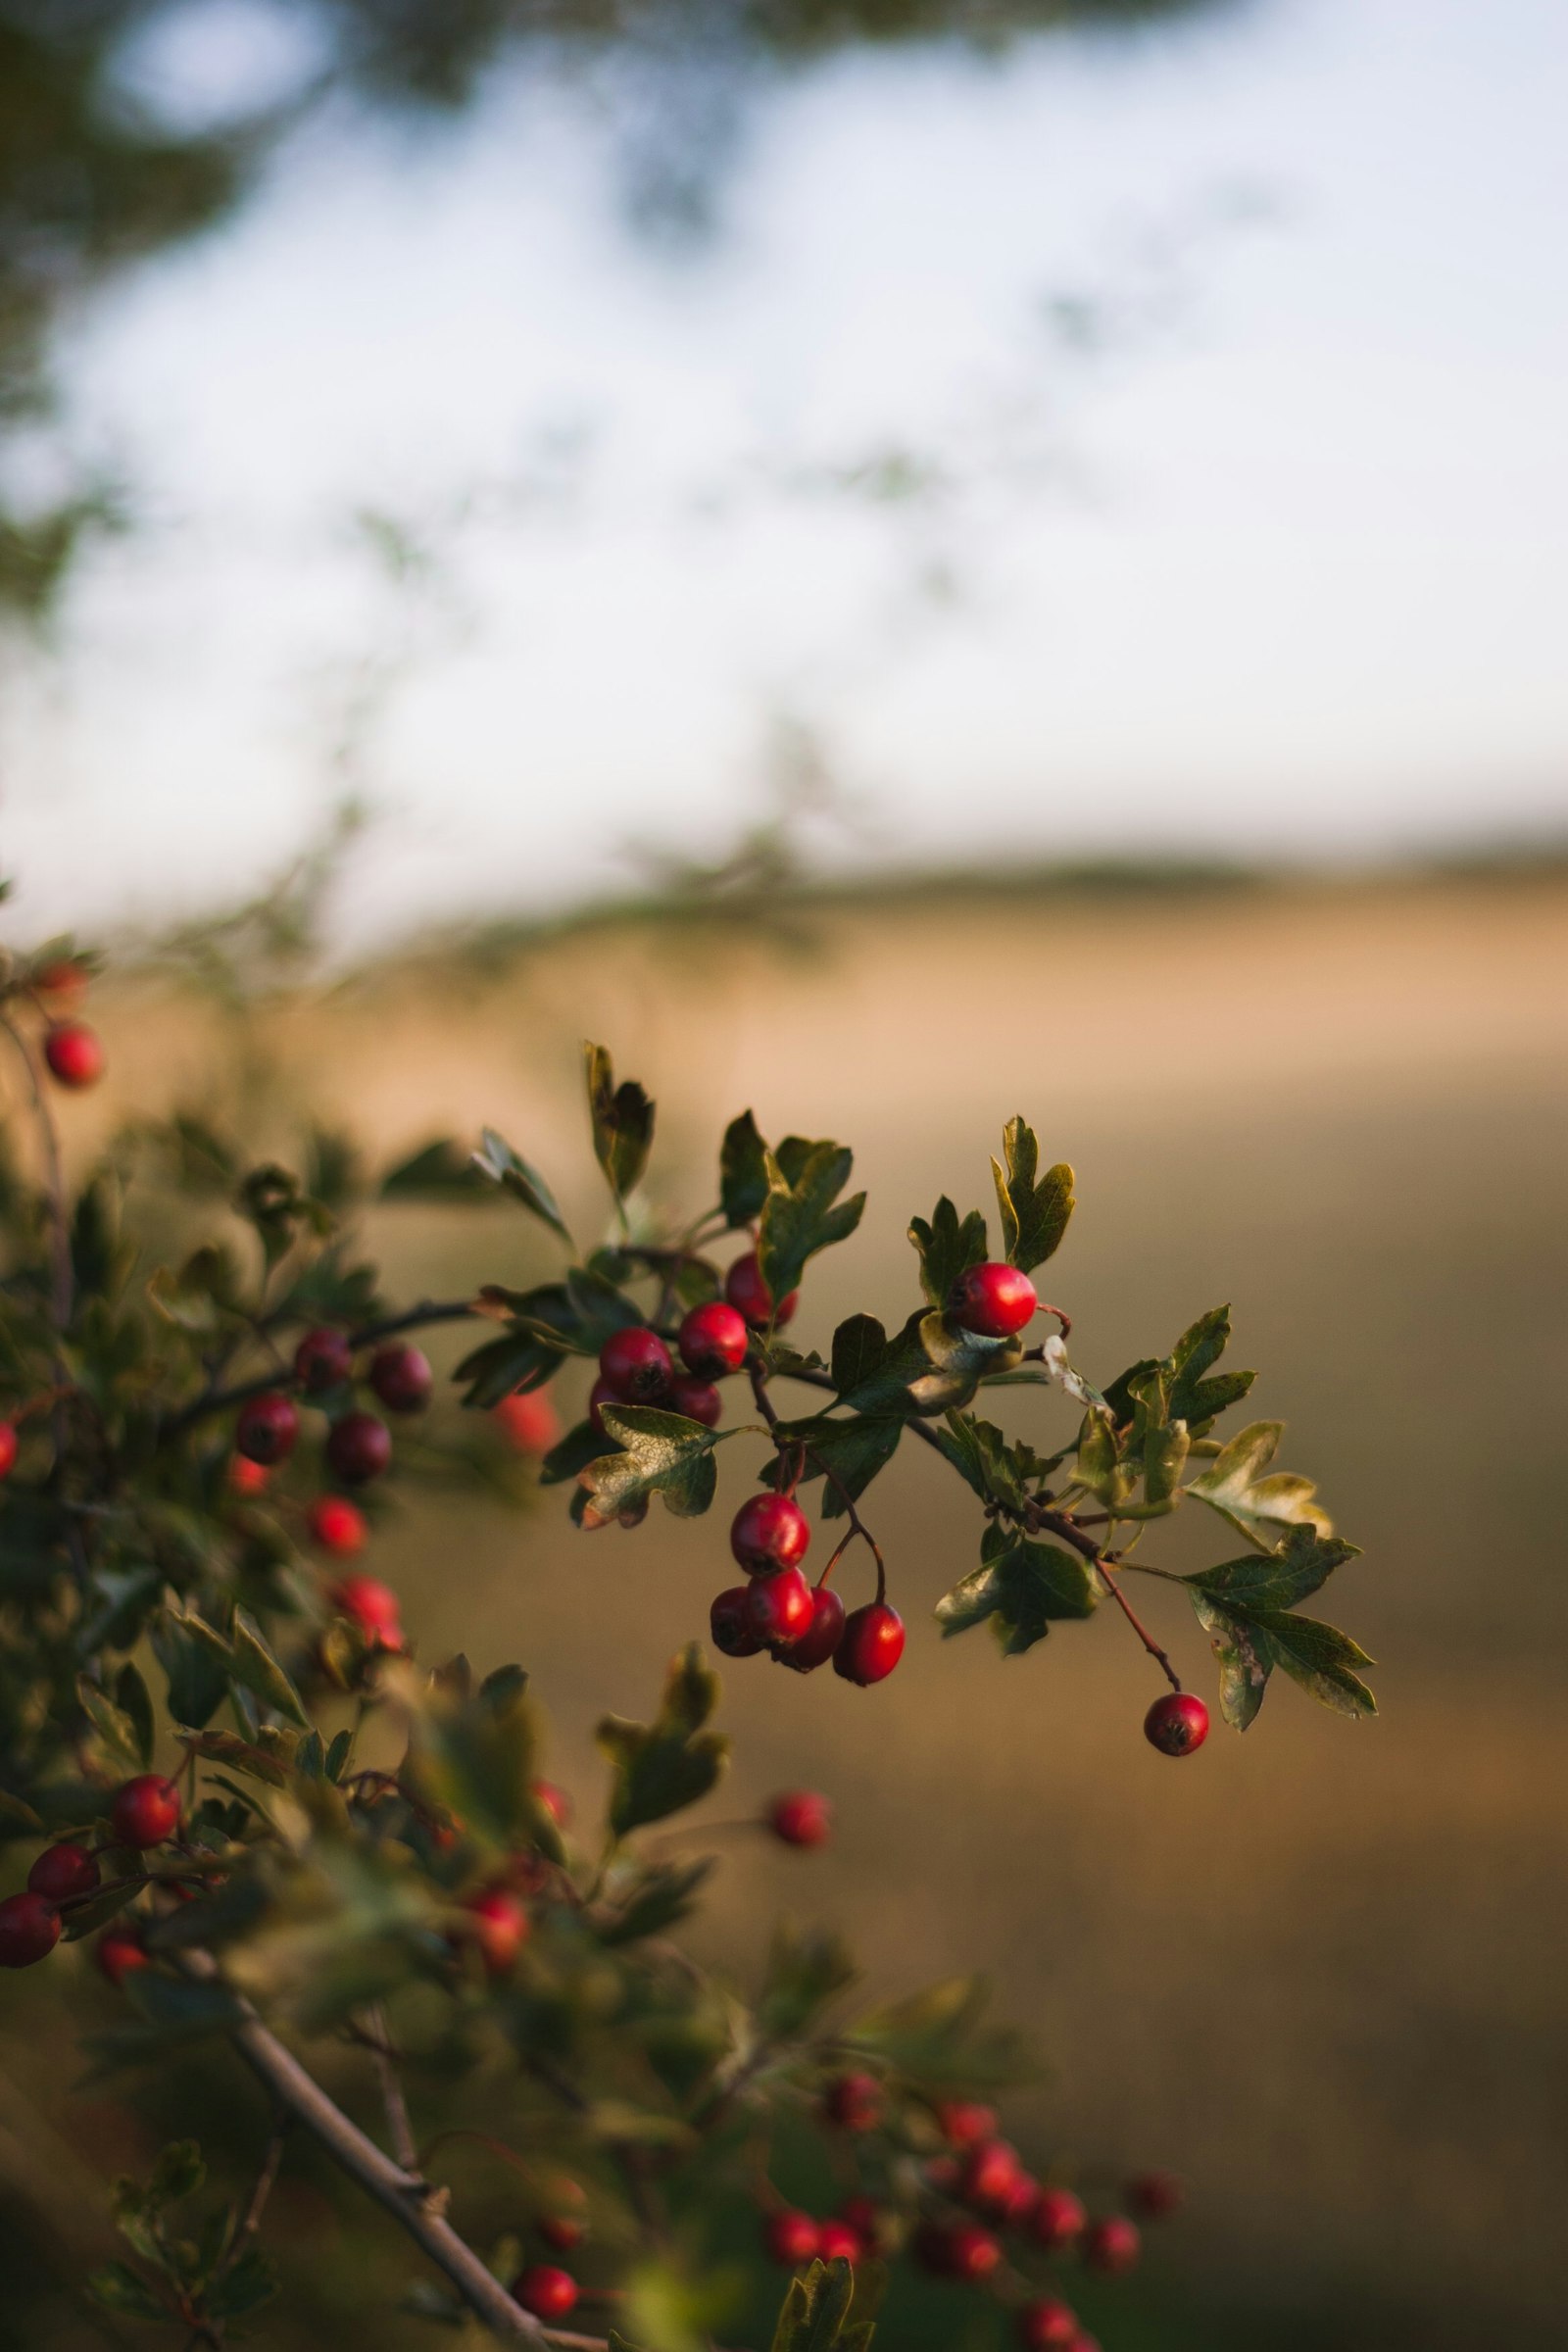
1012, 1498, 1183, 1691
163, 1298, 482, 1439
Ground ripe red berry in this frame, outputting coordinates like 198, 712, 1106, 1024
294, 1326, 353, 1392
532, 1780, 570, 1828
1070, 2336, 1102, 2352
764, 2208, 820, 2267
776, 1585, 845, 1673
1127, 2170, 1183, 2220
730, 1491, 809, 1575
330, 1573, 403, 1650
670, 1375, 722, 1427
1084, 2215, 1140, 2275
512, 2266, 577, 2321
227, 1452, 269, 1495
815, 2219, 861, 2265
1144, 1690, 1209, 1758
307, 1494, 367, 1554
766, 1790, 832, 1848
833, 1601, 906, 1686
495, 1388, 561, 1454
0, 1890, 62, 1968
823, 2072, 882, 2132
948, 1260, 1037, 1339
326, 1409, 392, 1484
27, 1842, 100, 1904
944, 2221, 1002, 2283
369, 1343, 432, 1414
677, 1299, 750, 1378
746, 1565, 815, 1648
724, 1250, 798, 1330
538, 2213, 586, 2253
236, 1391, 299, 1466
464, 1886, 531, 1976
109, 1775, 181, 1850
43, 1020, 104, 1089
709, 1585, 762, 1658
598, 1326, 673, 1403
95, 1923, 149, 1985
0, 1422, 16, 1480
1017, 2298, 1079, 2349
936, 2100, 997, 2151
1032, 2187, 1086, 2252
960, 2138, 1025, 2216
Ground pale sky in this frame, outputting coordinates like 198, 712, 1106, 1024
1, 0, 1564, 949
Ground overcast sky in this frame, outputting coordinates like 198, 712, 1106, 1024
1, 0, 1564, 949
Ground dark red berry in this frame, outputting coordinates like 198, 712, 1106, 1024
777, 1585, 845, 1673
1144, 1691, 1209, 1758
369, 1343, 432, 1413
948, 1261, 1037, 1338
960, 2138, 1025, 2216
27, 1842, 100, 1904
587, 1375, 622, 1438
833, 1601, 905, 1686
936, 2100, 997, 2151
464, 1886, 530, 1976
512, 2266, 577, 2321
823, 2072, 882, 2132
724, 1250, 798, 1330
1070, 2336, 1102, 2352
1004, 2170, 1042, 2224
0, 1422, 16, 1479
764, 2209, 820, 2267
730, 1492, 809, 1575
677, 1299, 750, 1378
598, 1326, 673, 1403
96, 1923, 148, 1985
710, 1585, 764, 1658
307, 1494, 366, 1554
294, 1326, 353, 1392
331, 1574, 403, 1650
746, 1565, 814, 1648
43, 1020, 104, 1089
532, 1780, 570, 1828
1017, 2299, 1079, 2349
1127, 2170, 1183, 2220
766, 1790, 831, 1848
236, 1391, 299, 1466
0, 1890, 61, 1968
944, 2221, 1002, 2283
326, 1409, 392, 1484
227, 1452, 269, 1495
495, 1389, 562, 1454
109, 1775, 180, 1850
539, 2213, 585, 2253
815, 2219, 861, 2265
670, 1375, 722, 1427
1032, 2187, 1086, 2252
1084, 2215, 1140, 2274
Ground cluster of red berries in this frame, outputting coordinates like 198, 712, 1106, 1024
450, 1783, 570, 1978
234, 1331, 432, 1489
0, 1774, 183, 1974
709, 1490, 905, 1686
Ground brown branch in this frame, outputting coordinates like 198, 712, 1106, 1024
1014, 1499, 1183, 1691
366, 2002, 420, 2175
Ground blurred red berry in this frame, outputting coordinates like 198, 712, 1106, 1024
0, 1890, 61, 1968
833, 1601, 905, 1686
677, 1299, 749, 1378
724, 1250, 798, 1330
1017, 2300, 1079, 2350
766, 1790, 831, 1848
43, 1020, 104, 1089
326, 1409, 391, 1484
464, 1886, 530, 1977
538, 2214, 585, 2252
294, 1327, 353, 1392
307, 1494, 367, 1555
815, 2219, 861, 2265
764, 2209, 820, 2267
1084, 2216, 1141, 2275
1032, 2187, 1087, 2253
1144, 1691, 1209, 1757
598, 1326, 672, 1403
110, 1775, 180, 1850
532, 1780, 570, 1828
330, 1573, 403, 1649
227, 1452, 269, 1495
370, 1344, 432, 1413
823, 2073, 882, 2132
236, 1392, 298, 1466
0, 1422, 16, 1480
936, 2100, 997, 2151
96, 1924, 149, 1986
1127, 2170, 1183, 2220
946, 2221, 1002, 2283
495, 1389, 562, 1454
512, 2266, 576, 2321
27, 1842, 100, 1903
960, 2138, 1025, 2216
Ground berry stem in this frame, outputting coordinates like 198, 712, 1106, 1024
748, 1364, 887, 1599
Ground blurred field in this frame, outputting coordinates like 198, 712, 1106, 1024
4, 869, 1567, 2349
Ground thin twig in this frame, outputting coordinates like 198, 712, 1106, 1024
366, 2001, 420, 2175
163, 1298, 481, 1439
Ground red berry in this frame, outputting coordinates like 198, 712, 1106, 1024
670, 1375, 722, 1427
95, 1923, 149, 1985
1144, 1691, 1209, 1758
109, 1775, 181, 1850
27, 1842, 100, 1903
294, 1327, 353, 1392
944, 2221, 1002, 2283
746, 1565, 814, 1648
598, 1326, 673, 1403
1017, 2299, 1079, 2350
326, 1409, 392, 1484
710, 1585, 764, 1657
330, 1573, 403, 1649
464, 1886, 531, 1976
833, 1601, 905, 1686
369, 1344, 432, 1414
1127, 2170, 1183, 2220
776, 1585, 845, 1673
1032, 2187, 1086, 2252
0, 1422, 16, 1479
587, 1375, 622, 1438
0, 1890, 61, 1968
730, 1492, 810, 1575
539, 2213, 585, 2252
1070, 2337, 1102, 2352
764, 2208, 820, 2267
236, 1391, 299, 1466
823, 2072, 882, 2132
1084, 2215, 1140, 2275
227, 1452, 269, 1495
677, 1299, 750, 1378
936, 2100, 997, 2151
766, 1790, 831, 1848
307, 1494, 367, 1554
512, 2266, 577, 2321
43, 1020, 104, 1089
724, 1250, 798, 1330
960, 2138, 1025, 2216
1004, 2170, 1042, 2223
495, 1389, 561, 1454
532, 1780, 571, 1828
948, 1261, 1037, 1339
815, 2219, 861, 2265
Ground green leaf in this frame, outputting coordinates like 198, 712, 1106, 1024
455, 1327, 567, 1409
908, 1310, 1024, 1414
759, 1142, 865, 1308
87, 2263, 168, 2322
1165, 1304, 1256, 1432
935, 1524, 1098, 1653
150, 2139, 206, 2203
1188, 1420, 1333, 1548
584, 1044, 656, 1203
207, 2246, 279, 2320
114, 1661, 157, 1771
75, 1675, 143, 1771
1074, 1409, 1132, 1507
929, 1414, 1062, 1513
152, 1614, 231, 1732
472, 1127, 572, 1241
181, 1730, 290, 1788
596, 1859, 713, 1946
845, 1976, 1028, 2093
579, 1406, 728, 1525
989, 1118, 1074, 1273
830, 1311, 932, 1415
720, 1109, 770, 1228
540, 1418, 614, 1487
907, 1196, 989, 1307
783, 1414, 903, 1517
380, 1136, 488, 1200
405, 1671, 543, 1852
597, 1644, 729, 1837
227, 1612, 310, 1729
759, 1923, 858, 2040
830, 1315, 888, 1397
1186, 1527, 1358, 1612
1190, 1588, 1375, 1730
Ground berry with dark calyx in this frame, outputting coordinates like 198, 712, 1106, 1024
27, 1842, 100, 1903
598, 1326, 673, 1403
710, 1585, 764, 1658
764, 2209, 820, 2267
109, 1775, 180, 1850
43, 1020, 104, 1089
0, 1890, 61, 1968
95, 1924, 149, 1986
949, 1260, 1037, 1339
1084, 2215, 1140, 2275
294, 1326, 353, 1392
326, 1409, 392, 1484
1144, 1690, 1209, 1758
307, 1494, 367, 1554
822, 2072, 882, 2132
463, 1886, 531, 1977
746, 1565, 815, 1649
0, 1422, 16, 1480
236, 1391, 299, 1466
330, 1574, 403, 1651
936, 2100, 998, 2151
777, 1584, 845, 1673
833, 1601, 906, 1686
725, 1250, 798, 1330
369, 1343, 433, 1414
495, 1388, 561, 1454
227, 1452, 268, 1496
1032, 2187, 1087, 2253
670, 1375, 722, 1427
677, 1299, 749, 1378
944, 2221, 1002, 2284
532, 1780, 571, 1828
512, 2267, 577, 2322
960, 2138, 1026, 2216
815, 2219, 861, 2265
1127, 2170, 1183, 2220
766, 1790, 831, 1848
1017, 2299, 1080, 2350
730, 1491, 809, 1575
